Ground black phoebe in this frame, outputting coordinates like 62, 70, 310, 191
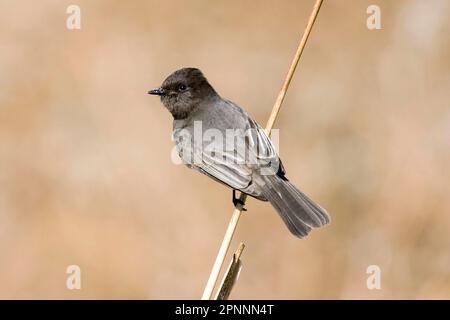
149, 68, 329, 238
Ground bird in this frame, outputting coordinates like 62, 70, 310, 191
148, 67, 329, 238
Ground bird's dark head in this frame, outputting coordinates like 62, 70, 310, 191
148, 68, 217, 120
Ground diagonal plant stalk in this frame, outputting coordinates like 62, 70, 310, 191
201, 0, 324, 300
214, 242, 245, 300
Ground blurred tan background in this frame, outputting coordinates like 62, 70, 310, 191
0, 0, 449, 299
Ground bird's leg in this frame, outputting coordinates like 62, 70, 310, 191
232, 190, 247, 211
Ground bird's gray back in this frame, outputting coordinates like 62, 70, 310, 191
172, 97, 279, 198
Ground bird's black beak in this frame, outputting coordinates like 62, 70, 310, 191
148, 88, 166, 96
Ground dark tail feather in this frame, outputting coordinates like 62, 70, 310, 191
257, 175, 330, 238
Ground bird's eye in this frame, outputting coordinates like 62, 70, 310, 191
178, 84, 187, 91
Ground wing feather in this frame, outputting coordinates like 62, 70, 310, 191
173, 100, 279, 193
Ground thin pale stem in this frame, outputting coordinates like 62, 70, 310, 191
265, 0, 323, 135
201, 0, 324, 300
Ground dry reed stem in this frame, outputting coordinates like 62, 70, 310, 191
201, 0, 324, 300
214, 243, 245, 300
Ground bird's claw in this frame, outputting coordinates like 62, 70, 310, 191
232, 190, 247, 211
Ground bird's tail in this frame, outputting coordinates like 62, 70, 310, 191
257, 175, 330, 238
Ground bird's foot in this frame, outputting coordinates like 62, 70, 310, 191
232, 190, 247, 211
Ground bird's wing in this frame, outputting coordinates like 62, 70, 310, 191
182, 100, 280, 191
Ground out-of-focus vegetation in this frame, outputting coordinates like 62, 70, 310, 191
0, 0, 449, 299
